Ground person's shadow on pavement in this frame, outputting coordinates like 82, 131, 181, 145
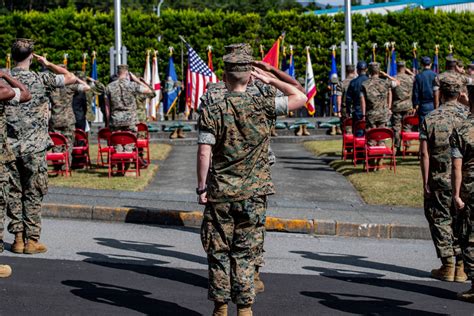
62, 280, 201, 315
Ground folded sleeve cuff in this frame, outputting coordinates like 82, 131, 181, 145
198, 131, 216, 145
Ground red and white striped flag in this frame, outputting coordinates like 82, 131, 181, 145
149, 50, 161, 120
143, 50, 152, 119
305, 47, 316, 116
185, 42, 218, 112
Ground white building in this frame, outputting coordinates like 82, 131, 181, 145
310, 0, 474, 16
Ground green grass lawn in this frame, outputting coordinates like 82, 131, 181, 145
48, 143, 172, 191
304, 140, 423, 208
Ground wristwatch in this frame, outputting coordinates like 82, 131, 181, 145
196, 186, 207, 195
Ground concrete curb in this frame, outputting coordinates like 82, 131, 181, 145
42, 203, 430, 240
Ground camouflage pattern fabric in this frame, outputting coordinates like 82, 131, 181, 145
437, 70, 469, 95
49, 126, 74, 163
6, 67, 64, 157
85, 80, 106, 123
424, 189, 461, 258
0, 163, 13, 240
361, 77, 391, 128
420, 100, 469, 258
335, 74, 356, 119
106, 78, 146, 132
110, 125, 136, 153
0, 95, 16, 164
391, 111, 412, 149
392, 73, 413, 113
201, 196, 266, 305
49, 83, 84, 129
198, 91, 276, 202
7, 150, 48, 241
136, 89, 156, 124
450, 114, 474, 279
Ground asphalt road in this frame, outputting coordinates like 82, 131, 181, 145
0, 218, 472, 315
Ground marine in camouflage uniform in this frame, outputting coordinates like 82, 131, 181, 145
49, 69, 90, 163
0, 70, 30, 278
420, 71, 470, 282
450, 107, 474, 302
361, 62, 393, 130
197, 43, 305, 315
6, 39, 76, 254
336, 64, 357, 133
390, 61, 414, 150
105, 65, 151, 152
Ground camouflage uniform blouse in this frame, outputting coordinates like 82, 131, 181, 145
198, 89, 287, 202
392, 73, 414, 112
420, 100, 469, 191
0, 87, 20, 163
335, 74, 356, 117
105, 79, 147, 127
6, 67, 65, 156
450, 114, 474, 204
49, 83, 85, 128
361, 77, 392, 123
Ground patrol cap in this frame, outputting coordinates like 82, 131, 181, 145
455, 59, 464, 67
439, 73, 463, 95
397, 60, 406, 67
117, 64, 129, 73
446, 56, 457, 67
468, 61, 474, 70
368, 62, 380, 73
223, 43, 254, 72
11, 38, 35, 62
356, 61, 368, 70
421, 56, 431, 65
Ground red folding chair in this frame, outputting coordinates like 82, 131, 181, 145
97, 127, 112, 167
136, 122, 150, 167
352, 120, 366, 167
400, 115, 420, 159
107, 131, 140, 178
341, 118, 353, 160
365, 128, 396, 173
47, 132, 71, 177
72, 129, 91, 169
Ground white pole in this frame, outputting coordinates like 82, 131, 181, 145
345, 0, 352, 65
114, 0, 122, 66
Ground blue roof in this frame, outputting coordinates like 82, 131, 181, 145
310, 0, 472, 15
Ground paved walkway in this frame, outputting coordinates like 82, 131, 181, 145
46, 142, 425, 228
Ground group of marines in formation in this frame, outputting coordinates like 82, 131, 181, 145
337, 55, 474, 303
0, 36, 474, 315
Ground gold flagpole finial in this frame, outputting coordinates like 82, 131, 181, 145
169, 46, 174, 56
448, 44, 453, 54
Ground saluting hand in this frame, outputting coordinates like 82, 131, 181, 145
32, 54, 50, 67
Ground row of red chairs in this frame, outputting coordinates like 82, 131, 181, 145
341, 116, 420, 173
47, 129, 91, 177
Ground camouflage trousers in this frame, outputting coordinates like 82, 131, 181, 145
7, 151, 48, 241
50, 126, 74, 164
390, 111, 411, 149
201, 195, 266, 305
424, 190, 461, 258
0, 163, 13, 240
110, 125, 137, 152
458, 202, 474, 280
366, 120, 387, 146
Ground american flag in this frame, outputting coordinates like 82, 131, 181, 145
185, 43, 218, 111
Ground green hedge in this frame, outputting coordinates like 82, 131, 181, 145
0, 8, 472, 93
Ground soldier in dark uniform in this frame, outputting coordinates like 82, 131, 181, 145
336, 64, 357, 134
413, 56, 439, 124
346, 61, 369, 137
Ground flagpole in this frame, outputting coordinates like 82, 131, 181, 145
344, 0, 352, 64
114, 0, 122, 66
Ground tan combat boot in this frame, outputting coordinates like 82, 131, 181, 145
0, 265, 12, 278
431, 256, 455, 282
295, 125, 303, 136
457, 283, 474, 303
11, 232, 25, 254
177, 128, 186, 139
169, 129, 178, 139
329, 125, 337, 136
24, 239, 47, 254
255, 271, 265, 293
212, 302, 228, 316
336, 125, 342, 135
237, 304, 253, 316
455, 258, 468, 283
302, 124, 310, 136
